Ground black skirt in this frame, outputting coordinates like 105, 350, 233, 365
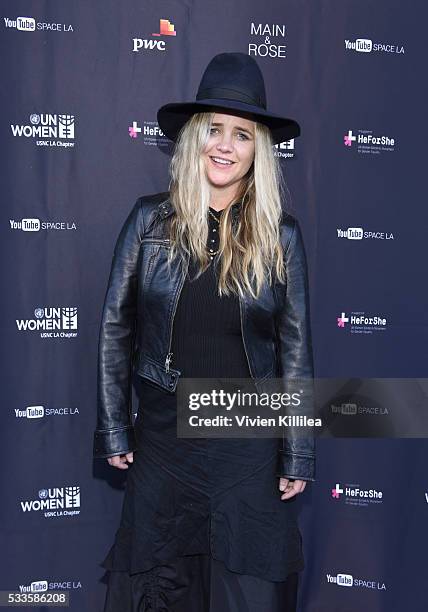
100, 380, 304, 611
102, 554, 299, 612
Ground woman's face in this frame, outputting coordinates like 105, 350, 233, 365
202, 112, 255, 196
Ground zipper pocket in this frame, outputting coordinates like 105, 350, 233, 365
143, 248, 160, 290
238, 296, 254, 379
165, 254, 189, 373
141, 238, 171, 245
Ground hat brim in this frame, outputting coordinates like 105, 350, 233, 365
157, 99, 300, 145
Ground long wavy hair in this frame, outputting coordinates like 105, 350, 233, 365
167, 111, 290, 299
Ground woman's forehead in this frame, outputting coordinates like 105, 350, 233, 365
211, 111, 255, 131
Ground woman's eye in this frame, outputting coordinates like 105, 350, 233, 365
209, 128, 250, 140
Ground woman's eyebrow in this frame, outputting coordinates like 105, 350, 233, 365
211, 122, 254, 135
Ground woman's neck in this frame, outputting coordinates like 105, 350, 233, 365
209, 184, 242, 211
209, 201, 229, 212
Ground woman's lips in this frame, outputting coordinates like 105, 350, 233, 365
209, 156, 235, 169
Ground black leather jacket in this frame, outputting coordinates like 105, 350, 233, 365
93, 192, 316, 481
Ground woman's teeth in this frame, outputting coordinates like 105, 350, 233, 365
211, 156, 234, 166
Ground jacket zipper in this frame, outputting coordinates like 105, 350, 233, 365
238, 295, 254, 379
141, 238, 171, 245
165, 255, 189, 373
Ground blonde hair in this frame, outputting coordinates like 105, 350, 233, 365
167, 111, 289, 299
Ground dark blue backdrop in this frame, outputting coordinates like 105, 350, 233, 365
1, 1, 427, 611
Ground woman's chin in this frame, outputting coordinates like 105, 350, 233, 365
206, 174, 239, 190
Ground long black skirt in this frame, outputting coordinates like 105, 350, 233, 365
101, 380, 304, 610
103, 554, 299, 611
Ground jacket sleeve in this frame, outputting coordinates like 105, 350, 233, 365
274, 217, 316, 482
93, 198, 145, 458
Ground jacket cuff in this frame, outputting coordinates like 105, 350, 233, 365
93, 426, 136, 459
275, 450, 316, 481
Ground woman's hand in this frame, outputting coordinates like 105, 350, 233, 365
107, 452, 134, 469
278, 477, 307, 500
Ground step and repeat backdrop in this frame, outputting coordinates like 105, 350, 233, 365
1, 1, 427, 611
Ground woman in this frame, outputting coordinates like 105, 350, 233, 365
93, 52, 315, 611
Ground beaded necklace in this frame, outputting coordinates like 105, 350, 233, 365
207, 208, 221, 259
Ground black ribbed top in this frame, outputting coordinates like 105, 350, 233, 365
169, 206, 251, 378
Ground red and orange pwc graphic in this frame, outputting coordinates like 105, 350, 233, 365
152, 19, 176, 36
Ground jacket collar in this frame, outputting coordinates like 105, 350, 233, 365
156, 198, 242, 220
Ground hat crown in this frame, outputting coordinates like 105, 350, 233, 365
196, 52, 267, 110
156, 51, 301, 145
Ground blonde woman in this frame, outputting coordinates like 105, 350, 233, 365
94, 52, 315, 612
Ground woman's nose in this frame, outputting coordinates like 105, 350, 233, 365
216, 135, 233, 151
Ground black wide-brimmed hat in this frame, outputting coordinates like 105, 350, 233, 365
157, 52, 300, 145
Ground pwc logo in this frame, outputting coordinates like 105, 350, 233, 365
133, 19, 177, 53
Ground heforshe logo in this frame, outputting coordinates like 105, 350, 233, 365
331, 483, 344, 499
344, 130, 357, 146
337, 312, 349, 328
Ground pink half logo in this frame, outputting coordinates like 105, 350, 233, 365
129, 121, 141, 138
152, 19, 177, 37
337, 312, 349, 328
331, 483, 344, 499
344, 130, 356, 147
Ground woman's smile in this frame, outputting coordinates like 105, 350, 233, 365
209, 155, 236, 169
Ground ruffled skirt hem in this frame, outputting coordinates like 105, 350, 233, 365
101, 553, 299, 612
